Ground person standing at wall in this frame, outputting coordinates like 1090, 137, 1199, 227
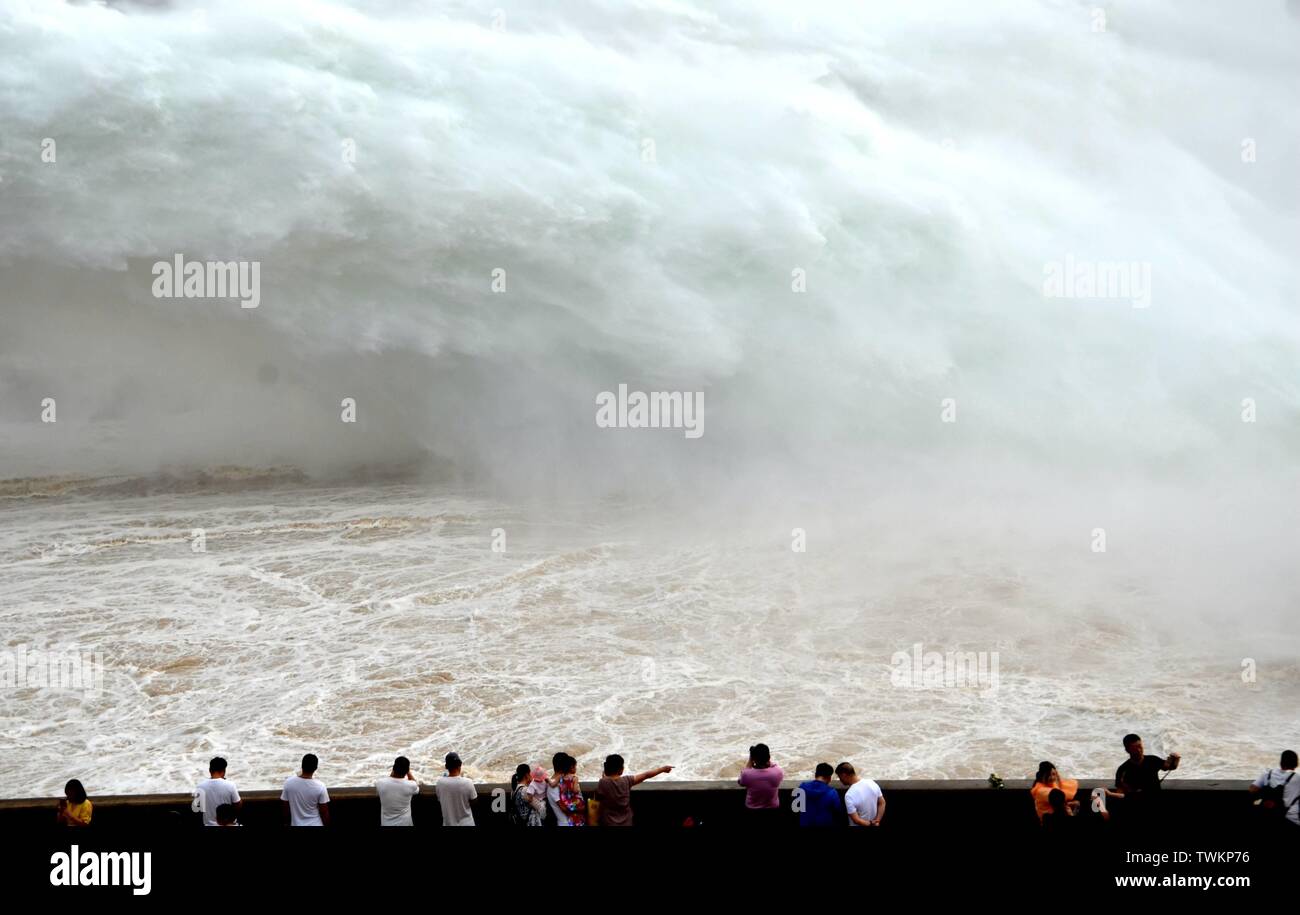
509, 763, 541, 826
375, 755, 420, 826
1112, 733, 1179, 827
738, 743, 784, 826
195, 757, 242, 827
1029, 761, 1078, 823
435, 752, 477, 826
1248, 749, 1299, 831
281, 754, 331, 826
594, 754, 673, 826
836, 762, 885, 828
548, 752, 586, 827
796, 763, 843, 827
56, 779, 92, 828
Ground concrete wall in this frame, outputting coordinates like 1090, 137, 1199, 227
0, 778, 1265, 837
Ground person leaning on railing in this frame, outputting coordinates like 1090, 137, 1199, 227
593, 754, 673, 827
835, 762, 885, 828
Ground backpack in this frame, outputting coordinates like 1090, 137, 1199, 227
1257, 770, 1295, 818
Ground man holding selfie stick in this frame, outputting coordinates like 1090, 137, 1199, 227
1111, 733, 1181, 828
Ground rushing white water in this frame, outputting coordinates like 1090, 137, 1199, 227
0, 473, 1297, 797
1, 1, 1298, 796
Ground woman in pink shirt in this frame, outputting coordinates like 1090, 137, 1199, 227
738, 743, 784, 826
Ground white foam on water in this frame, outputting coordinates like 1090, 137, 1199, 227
0, 479, 1296, 797
0, 1, 1298, 795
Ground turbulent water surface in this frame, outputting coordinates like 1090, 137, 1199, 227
1, 1, 1299, 796
1, 472, 1296, 797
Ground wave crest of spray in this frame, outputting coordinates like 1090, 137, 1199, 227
1, 1, 1298, 634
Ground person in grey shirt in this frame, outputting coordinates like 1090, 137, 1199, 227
435, 752, 477, 826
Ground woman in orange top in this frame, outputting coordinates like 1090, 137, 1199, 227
56, 779, 92, 827
1029, 762, 1078, 822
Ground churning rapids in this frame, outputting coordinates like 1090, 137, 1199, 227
0, 470, 1296, 796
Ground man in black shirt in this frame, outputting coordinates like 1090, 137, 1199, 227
1113, 733, 1180, 829
1115, 733, 1181, 794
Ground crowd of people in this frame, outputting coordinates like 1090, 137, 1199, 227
51, 734, 1298, 831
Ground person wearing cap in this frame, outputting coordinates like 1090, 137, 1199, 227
524, 765, 549, 820
435, 752, 478, 826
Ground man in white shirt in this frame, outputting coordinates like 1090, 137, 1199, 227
1249, 749, 1299, 827
194, 756, 242, 827
281, 753, 331, 826
836, 761, 885, 827
376, 755, 420, 826
435, 752, 477, 826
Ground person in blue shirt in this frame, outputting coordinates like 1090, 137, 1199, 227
796, 763, 843, 826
